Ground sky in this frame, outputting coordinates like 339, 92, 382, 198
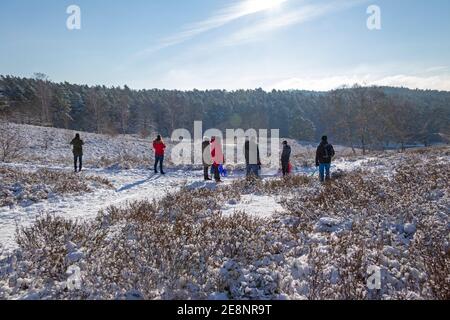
1, 0, 450, 91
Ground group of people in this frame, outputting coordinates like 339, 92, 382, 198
69, 134, 335, 183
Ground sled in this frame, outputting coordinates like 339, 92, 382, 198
288, 162, 293, 174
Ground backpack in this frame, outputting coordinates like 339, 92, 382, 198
324, 144, 335, 159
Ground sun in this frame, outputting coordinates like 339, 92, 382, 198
243, 0, 288, 14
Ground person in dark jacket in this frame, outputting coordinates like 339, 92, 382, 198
315, 136, 335, 182
281, 141, 291, 176
202, 137, 212, 181
153, 135, 166, 174
244, 137, 261, 178
70, 133, 84, 173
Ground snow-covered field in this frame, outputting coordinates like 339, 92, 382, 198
0, 124, 448, 300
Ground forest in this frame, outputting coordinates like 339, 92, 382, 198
0, 74, 449, 152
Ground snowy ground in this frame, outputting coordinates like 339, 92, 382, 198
0, 123, 369, 252
0, 124, 448, 300
0, 155, 400, 252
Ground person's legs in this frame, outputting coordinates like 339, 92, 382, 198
248, 164, 259, 177
254, 165, 260, 177
319, 164, 325, 182
154, 156, 160, 173
213, 165, 221, 182
159, 155, 165, 174
204, 165, 210, 180
325, 163, 331, 181
282, 162, 288, 176
79, 155, 83, 172
74, 155, 78, 172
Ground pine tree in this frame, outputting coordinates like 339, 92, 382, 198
289, 112, 316, 141
50, 87, 72, 129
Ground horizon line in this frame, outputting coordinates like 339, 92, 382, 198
2, 74, 450, 94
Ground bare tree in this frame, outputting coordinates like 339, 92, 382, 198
34, 73, 53, 126
118, 91, 130, 134
0, 121, 27, 162
86, 88, 108, 134
386, 96, 418, 152
0, 92, 9, 115
327, 87, 358, 154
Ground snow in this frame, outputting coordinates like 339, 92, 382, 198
0, 123, 449, 300
222, 194, 286, 218
403, 223, 417, 235
0, 166, 202, 251
315, 217, 353, 234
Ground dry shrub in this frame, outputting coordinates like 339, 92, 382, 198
0, 121, 27, 162
409, 221, 450, 300
0, 167, 113, 206
263, 175, 311, 193
87, 191, 291, 299
90, 153, 150, 170
5, 184, 294, 299
1, 147, 448, 300
16, 215, 107, 281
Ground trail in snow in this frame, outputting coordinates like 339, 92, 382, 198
0, 157, 381, 252
0, 166, 202, 251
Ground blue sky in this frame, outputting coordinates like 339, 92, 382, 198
1, 0, 449, 91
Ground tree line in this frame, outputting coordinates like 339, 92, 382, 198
0, 74, 449, 152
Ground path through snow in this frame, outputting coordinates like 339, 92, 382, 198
0, 158, 380, 252
0, 166, 202, 251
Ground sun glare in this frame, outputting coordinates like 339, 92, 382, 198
242, 0, 288, 14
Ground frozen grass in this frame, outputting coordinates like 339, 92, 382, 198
0, 167, 114, 207
0, 147, 448, 300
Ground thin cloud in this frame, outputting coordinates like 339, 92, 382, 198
221, 0, 368, 46
138, 0, 290, 55
424, 66, 449, 73
269, 74, 450, 91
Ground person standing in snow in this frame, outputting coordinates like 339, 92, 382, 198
315, 136, 335, 182
202, 137, 212, 181
244, 136, 261, 178
70, 133, 84, 173
281, 141, 292, 177
153, 135, 166, 175
210, 136, 224, 183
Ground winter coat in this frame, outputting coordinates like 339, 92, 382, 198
281, 145, 291, 164
210, 139, 224, 167
316, 141, 335, 165
70, 138, 84, 156
202, 141, 212, 166
153, 140, 166, 156
244, 140, 261, 165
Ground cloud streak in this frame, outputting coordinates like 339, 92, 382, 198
139, 0, 290, 55
221, 0, 365, 46
269, 74, 450, 91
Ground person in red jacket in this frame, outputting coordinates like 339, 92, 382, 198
210, 136, 224, 182
153, 135, 166, 174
